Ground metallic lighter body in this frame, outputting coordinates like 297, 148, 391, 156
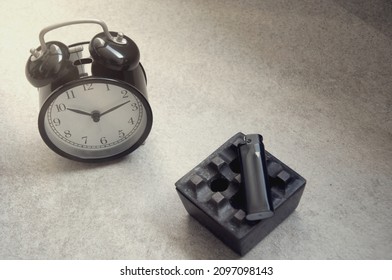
238, 134, 274, 221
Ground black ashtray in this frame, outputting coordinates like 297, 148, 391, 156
175, 132, 306, 255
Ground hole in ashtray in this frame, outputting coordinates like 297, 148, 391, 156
229, 157, 241, 174
229, 189, 246, 211
209, 177, 229, 192
269, 176, 285, 188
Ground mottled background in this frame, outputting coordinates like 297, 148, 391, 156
0, 0, 391, 259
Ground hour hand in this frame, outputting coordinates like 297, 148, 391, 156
67, 108, 92, 116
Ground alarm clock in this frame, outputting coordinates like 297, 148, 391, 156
26, 19, 153, 162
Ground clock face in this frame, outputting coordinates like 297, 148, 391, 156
38, 78, 152, 161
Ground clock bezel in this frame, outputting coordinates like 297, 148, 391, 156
38, 76, 153, 162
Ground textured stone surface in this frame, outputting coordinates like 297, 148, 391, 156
0, 0, 391, 259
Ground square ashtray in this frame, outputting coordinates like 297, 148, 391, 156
175, 132, 306, 255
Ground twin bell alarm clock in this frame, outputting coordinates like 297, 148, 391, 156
25, 19, 153, 162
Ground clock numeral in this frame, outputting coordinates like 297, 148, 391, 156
66, 90, 75, 99
128, 117, 134, 125
100, 137, 108, 145
106, 84, 110, 91
131, 103, 138, 111
118, 130, 125, 138
121, 90, 129, 98
81, 136, 88, 144
56, 103, 67, 112
64, 130, 72, 138
53, 118, 61, 126
83, 83, 93, 91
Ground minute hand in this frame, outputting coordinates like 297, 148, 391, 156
100, 100, 131, 117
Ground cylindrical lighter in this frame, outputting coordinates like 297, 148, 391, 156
238, 134, 274, 221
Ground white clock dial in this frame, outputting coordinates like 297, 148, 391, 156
39, 78, 152, 161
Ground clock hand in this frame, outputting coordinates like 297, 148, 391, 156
100, 100, 131, 117
67, 100, 130, 122
67, 108, 92, 116
67, 107, 101, 122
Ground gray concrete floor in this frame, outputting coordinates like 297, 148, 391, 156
0, 0, 391, 259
